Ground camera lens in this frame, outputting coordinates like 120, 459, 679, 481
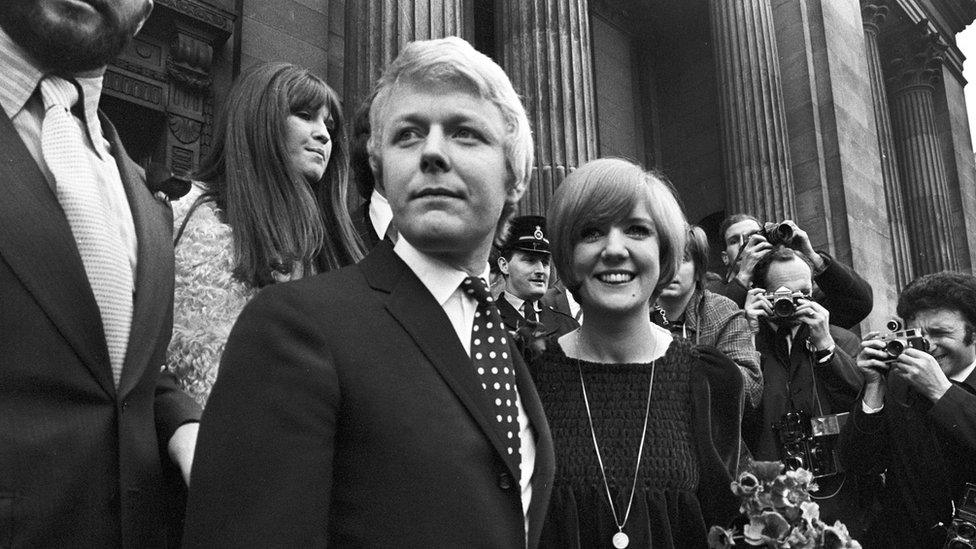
884, 339, 905, 357
886, 319, 902, 331
774, 224, 794, 243
773, 298, 796, 318
784, 456, 804, 470
957, 522, 976, 540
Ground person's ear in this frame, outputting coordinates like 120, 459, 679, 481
505, 179, 526, 206
497, 256, 510, 276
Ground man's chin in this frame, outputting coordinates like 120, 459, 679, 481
2, 4, 131, 72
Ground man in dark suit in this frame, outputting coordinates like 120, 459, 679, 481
0, 1, 201, 546
840, 271, 976, 548
741, 245, 864, 527
348, 91, 397, 249
184, 36, 555, 548
496, 215, 578, 350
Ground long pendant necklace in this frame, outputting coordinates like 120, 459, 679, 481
576, 336, 656, 549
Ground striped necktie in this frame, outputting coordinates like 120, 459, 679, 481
40, 75, 133, 386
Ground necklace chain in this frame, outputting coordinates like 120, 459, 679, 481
575, 331, 656, 538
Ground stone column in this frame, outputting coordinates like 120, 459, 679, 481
708, 0, 795, 221
861, 2, 914, 288
500, 0, 598, 215
344, 0, 466, 113
885, 22, 959, 274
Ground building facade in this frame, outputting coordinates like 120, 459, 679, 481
105, 0, 976, 329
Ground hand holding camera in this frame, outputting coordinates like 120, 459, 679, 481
858, 321, 951, 403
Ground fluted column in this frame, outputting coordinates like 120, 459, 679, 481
708, 0, 795, 221
501, 0, 598, 215
885, 22, 959, 274
344, 0, 465, 112
861, 2, 914, 288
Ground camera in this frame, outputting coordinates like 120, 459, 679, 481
760, 221, 796, 247
880, 319, 930, 363
945, 483, 976, 549
762, 289, 807, 319
772, 410, 847, 478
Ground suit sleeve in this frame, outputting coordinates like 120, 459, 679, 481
816, 327, 863, 413
838, 391, 890, 476
929, 384, 976, 451
812, 252, 873, 329
183, 285, 340, 548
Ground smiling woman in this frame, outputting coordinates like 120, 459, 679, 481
167, 62, 364, 404
529, 158, 745, 548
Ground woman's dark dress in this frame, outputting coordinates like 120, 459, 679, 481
531, 337, 743, 548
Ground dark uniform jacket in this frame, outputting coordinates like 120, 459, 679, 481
498, 291, 579, 341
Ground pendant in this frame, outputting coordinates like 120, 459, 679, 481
612, 531, 629, 549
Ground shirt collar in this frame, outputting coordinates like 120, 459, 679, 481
502, 291, 527, 313
393, 237, 490, 306
951, 356, 976, 384
0, 26, 43, 121
369, 189, 394, 239
0, 27, 108, 160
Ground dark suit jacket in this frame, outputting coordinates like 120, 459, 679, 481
745, 322, 863, 461
497, 291, 579, 340
351, 200, 382, 250
839, 369, 976, 548
0, 110, 201, 547
183, 242, 556, 548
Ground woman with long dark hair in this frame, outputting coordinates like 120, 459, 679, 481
168, 62, 363, 404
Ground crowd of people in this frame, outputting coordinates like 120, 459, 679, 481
2, 1, 975, 548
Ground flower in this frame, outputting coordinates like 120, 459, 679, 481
707, 525, 736, 549
709, 460, 860, 548
732, 471, 762, 497
743, 511, 791, 546
822, 521, 862, 549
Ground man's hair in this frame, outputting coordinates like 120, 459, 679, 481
350, 92, 376, 200
719, 213, 760, 244
547, 158, 687, 302
196, 62, 364, 286
751, 245, 814, 290
897, 271, 976, 342
685, 225, 710, 289
366, 37, 534, 231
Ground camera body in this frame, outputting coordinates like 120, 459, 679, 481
762, 289, 807, 319
760, 221, 795, 247
773, 410, 848, 478
945, 483, 976, 549
880, 319, 931, 363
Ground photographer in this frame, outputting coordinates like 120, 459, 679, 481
711, 214, 873, 329
839, 271, 976, 549
743, 245, 864, 523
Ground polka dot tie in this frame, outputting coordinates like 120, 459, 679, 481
461, 276, 521, 466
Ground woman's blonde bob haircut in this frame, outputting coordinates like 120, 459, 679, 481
547, 158, 687, 302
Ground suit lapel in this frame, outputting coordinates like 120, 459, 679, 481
0, 109, 115, 395
362, 244, 524, 478
102, 115, 173, 398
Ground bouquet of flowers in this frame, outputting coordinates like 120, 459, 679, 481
708, 461, 861, 549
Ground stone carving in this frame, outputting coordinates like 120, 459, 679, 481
169, 113, 203, 145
